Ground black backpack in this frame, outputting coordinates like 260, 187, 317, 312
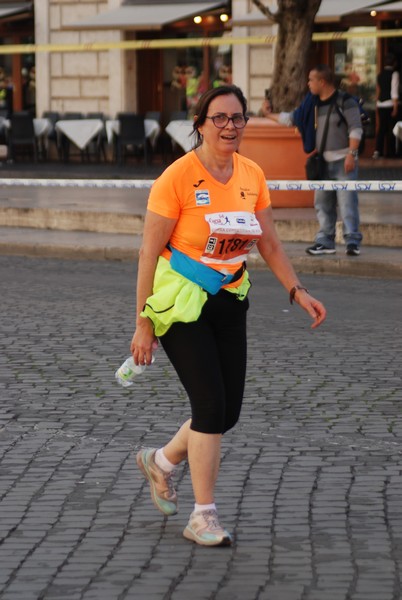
335, 90, 370, 154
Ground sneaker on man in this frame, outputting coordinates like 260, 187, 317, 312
306, 243, 336, 256
346, 243, 360, 256
136, 448, 178, 515
372, 151, 380, 159
183, 509, 232, 546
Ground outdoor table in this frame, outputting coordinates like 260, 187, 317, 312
165, 119, 195, 153
392, 121, 402, 153
55, 118, 105, 151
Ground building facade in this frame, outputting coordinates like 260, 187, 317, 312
35, 0, 122, 118
2, 1, 402, 122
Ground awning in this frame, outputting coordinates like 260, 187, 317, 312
68, 2, 226, 31
231, 0, 381, 27
364, 1, 402, 10
0, 2, 32, 20
317, 0, 379, 17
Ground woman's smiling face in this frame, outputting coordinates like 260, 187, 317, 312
197, 93, 246, 154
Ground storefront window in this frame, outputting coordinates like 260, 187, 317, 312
0, 39, 14, 117
0, 37, 35, 115
334, 26, 376, 108
164, 34, 232, 118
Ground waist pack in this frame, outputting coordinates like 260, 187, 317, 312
169, 246, 243, 295
305, 153, 326, 180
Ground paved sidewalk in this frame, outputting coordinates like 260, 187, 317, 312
1, 256, 401, 600
0, 159, 401, 278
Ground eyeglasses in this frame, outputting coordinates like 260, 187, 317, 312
205, 113, 249, 129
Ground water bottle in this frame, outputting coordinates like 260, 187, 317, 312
115, 355, 155, 388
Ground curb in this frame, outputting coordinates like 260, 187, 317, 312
1, 239, 401, 279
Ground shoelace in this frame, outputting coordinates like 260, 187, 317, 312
201, 510, 222, 531
163, 471, 176, 497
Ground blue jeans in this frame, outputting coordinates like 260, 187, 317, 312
314, 158, 363, 248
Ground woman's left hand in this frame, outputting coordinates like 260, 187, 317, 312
130, 316, 158, 365
295, 289, 327, 328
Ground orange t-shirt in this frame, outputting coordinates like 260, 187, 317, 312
147, 150, 271, 277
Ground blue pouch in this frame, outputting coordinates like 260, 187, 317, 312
169, 246, 234, 295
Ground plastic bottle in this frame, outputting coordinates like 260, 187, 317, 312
115, 355, 155, 388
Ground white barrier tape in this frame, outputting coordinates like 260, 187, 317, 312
267, 180, 402, 192
0, 178, 155, 189
0, 178, 401, 191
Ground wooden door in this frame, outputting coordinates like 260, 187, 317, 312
137, 49, 163, 115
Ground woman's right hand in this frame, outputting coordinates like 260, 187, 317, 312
130, 316, 158, 366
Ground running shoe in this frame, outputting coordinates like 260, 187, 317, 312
306, 243, 336, 255
136, 448, 178, 515
183, 509, 232, 546
346, 244, 360, 256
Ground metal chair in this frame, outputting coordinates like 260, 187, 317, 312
62, 112, 84, 120
145, 110, 161, 122
170, 110, 187, 121
8, 112, 38, 162
144, 112, 162, 160
86, 112, 107, 161
42, 110, 61, 160
116, 113, 148, 165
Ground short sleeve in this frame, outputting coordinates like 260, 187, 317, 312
254, 163, 271, 211
147, 169, 181, 219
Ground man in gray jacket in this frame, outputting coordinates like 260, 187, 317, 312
263, 64, 363, 256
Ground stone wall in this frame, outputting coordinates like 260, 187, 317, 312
34, 0, 275, 119
35, 0, 128, 118
232, 0, 277, 115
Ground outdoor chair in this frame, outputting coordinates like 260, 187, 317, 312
42, 110, 61, 160
86, 112, 107, 161
116, 113, 148, 165
170, 110, 187, 121
62, 112, 84, 120
8, 112, 38, 162
145, 110, 161, 122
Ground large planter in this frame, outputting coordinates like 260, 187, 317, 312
239, 118, 314, 208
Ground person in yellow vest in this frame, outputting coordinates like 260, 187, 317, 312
0, 70, 13, 118
185, 66, 200, 118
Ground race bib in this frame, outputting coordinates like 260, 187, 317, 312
201, 211, 262, 265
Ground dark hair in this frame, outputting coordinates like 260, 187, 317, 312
192, 85, 248, 146
312, 64, 334, 85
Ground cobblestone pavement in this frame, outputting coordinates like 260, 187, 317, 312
1, 256, 401, 600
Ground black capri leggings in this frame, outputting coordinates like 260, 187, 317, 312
159, 289, 249, 435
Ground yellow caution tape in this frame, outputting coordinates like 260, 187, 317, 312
0, 28, 401, 54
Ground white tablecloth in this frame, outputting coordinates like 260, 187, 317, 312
165, 120, 195, 153
33, 118, 52, 138
105, 119, 161, 148
393, 121, 402, 152
55, 119, 104, 150
392, 121, 402, 154
392, 121, 402, 139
